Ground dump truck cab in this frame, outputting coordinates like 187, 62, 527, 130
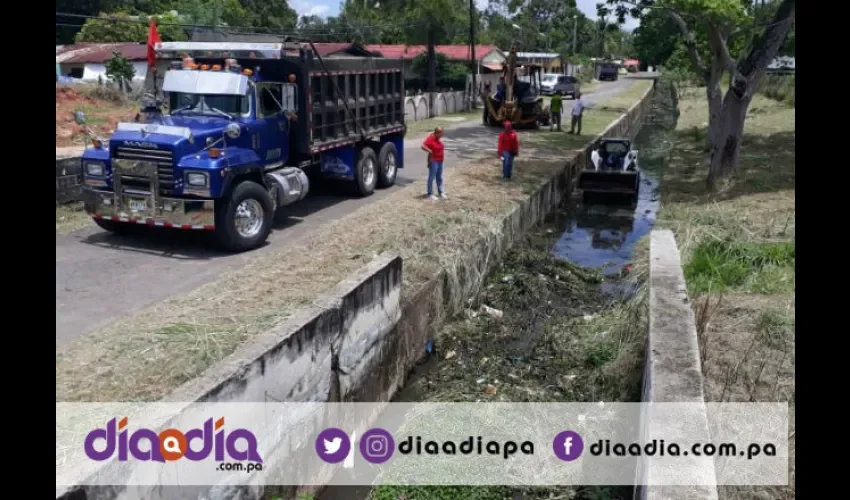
78, 41, 406, 252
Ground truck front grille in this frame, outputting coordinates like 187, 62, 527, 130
113, 146, 176, 195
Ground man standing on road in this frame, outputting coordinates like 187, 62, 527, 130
497, 121, 520, 180
421, 127, 447, 200
549, 91, 564, 131
569, 92, 585, 135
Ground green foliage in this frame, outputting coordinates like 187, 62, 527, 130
178, 0, 247, 28
684, 239, 795, 294
74, 11, 187, 43
105, 51, 136, 83
408, 52, 470, 90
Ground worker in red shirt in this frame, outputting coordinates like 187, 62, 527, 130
421, 127, 446, 200
497, 121, 519, 180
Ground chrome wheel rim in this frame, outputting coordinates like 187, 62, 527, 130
362, 157, 376, 187
384, 153, 396, 181
234, 199, 264, 238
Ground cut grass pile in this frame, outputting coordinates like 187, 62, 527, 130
655, 84, 794, 500
56, 80, 653, 403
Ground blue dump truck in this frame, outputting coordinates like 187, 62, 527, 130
77, 41, 406, 252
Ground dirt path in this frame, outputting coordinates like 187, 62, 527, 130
55, 78, 640, 346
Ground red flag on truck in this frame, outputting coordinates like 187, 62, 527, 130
147, 18, 161, 69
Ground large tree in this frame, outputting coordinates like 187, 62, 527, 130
599, 0, 795, 190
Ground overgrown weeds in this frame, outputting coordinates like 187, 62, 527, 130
684, 239, 794, 295
370, 215, 648, 500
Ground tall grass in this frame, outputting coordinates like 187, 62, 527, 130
759, 74, 795, 106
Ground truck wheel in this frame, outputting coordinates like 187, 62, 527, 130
377, 142, 399, 188
93, 218, 135, 235
214, 180, 274, 253
354, 146, 378, 196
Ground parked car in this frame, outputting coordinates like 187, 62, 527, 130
540, 74, 580, 98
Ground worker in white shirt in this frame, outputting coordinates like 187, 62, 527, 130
569, 92, 585, 135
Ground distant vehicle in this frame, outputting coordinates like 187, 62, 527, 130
577, 138, 640, 198
598, 63, 619, 81
77, 41, 406, 253
540, 74, 580, 98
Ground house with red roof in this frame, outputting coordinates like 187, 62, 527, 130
365, 44, 506, 73
56, 43, 164, 85
56, 40, 378, 87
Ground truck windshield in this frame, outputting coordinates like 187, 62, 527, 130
168, 93, 249, 118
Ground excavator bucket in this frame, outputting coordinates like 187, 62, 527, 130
578, 170, 640, 195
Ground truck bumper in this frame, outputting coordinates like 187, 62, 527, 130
83, 188, 216, 230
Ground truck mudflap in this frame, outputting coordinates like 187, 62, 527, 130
83, 188, 216, 230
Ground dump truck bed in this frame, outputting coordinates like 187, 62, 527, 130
307, 57, 405, 152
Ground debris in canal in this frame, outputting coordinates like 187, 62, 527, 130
395, 224, 646, 406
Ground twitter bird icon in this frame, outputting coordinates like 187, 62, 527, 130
316, 428, 352, 464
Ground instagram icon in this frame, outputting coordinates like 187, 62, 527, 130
359, 428, 395, 464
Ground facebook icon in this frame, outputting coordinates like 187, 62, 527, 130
553, 430, 584, 461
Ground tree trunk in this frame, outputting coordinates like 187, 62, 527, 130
704, 75, 723, 151
706, 91, 751, 191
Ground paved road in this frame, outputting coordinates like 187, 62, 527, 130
56, 77, 640, 346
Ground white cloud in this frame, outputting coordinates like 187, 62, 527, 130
292, 0, 331, 18
576, 0, 641, 31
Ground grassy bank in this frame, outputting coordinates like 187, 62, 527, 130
759, 74, 795, 106
56, 81, 652, 403
655, 85, 795, 499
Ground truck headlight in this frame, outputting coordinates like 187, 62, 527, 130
186, 172, 208, 187
85, 162, 104, 176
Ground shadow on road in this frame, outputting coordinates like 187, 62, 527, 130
77, 178, 414, 260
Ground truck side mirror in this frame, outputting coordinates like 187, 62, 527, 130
73, 110, 86, 125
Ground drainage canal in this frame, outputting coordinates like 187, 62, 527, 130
316, 80, 678, 500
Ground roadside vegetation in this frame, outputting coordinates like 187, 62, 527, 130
654, 82, 795, 500
55, 81, 652, 404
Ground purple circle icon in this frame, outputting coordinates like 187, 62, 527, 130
359, 428, 395, 464
553, 430, 584, 461
316, 428, 351, 464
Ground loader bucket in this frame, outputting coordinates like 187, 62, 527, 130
578, 170, 640, 196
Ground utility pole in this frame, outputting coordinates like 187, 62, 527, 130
427, 20, 437, 118
469, 0, 477, 109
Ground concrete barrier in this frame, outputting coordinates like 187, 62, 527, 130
58, 252, 403, 500
56, 148, 84, 204
57, 82, 656, 500
634, 230, 718, 500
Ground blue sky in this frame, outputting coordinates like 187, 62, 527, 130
291, 0, 641, 32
